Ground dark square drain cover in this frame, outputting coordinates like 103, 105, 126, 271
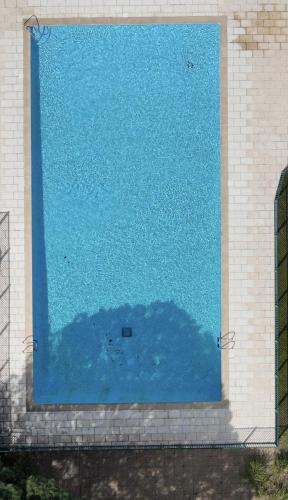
122, 327, 132, 337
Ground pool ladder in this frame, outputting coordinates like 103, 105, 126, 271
24, 14, 50, 42
217, 331, 235, 349
24, 15, 40, 32
22, 335, 38, 353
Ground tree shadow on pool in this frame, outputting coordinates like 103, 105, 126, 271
37, 301, 221, 404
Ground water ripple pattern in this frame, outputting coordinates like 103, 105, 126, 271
31, 23, 222, 404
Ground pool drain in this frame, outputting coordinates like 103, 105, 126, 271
122, 327, 132, 338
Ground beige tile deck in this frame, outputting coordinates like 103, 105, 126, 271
1, 0, 286, 448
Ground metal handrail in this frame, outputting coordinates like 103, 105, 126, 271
24, 14, 40, 32
217, 331, 235, 349
22, 340, 38, 353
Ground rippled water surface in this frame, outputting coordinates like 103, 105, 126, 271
31, 23, 222, 404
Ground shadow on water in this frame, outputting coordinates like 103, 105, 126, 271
39, 301, 221, 404
30, 37, 50, 385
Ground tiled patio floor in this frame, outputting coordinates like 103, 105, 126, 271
1, 0, 287, 448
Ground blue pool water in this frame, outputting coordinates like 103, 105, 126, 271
31, 23, 222, 404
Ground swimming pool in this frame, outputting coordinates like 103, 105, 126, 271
30, 21, 223, 405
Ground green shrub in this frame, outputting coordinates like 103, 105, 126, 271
0, 482, 22, 500
245, 453, 288, 499
0, 457, 74, 499
26, 475, 71, 499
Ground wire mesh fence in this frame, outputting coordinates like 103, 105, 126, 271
275, 166, 288, 440
0, 212, 11, 447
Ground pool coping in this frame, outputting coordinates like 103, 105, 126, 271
23, 15, 229, 412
